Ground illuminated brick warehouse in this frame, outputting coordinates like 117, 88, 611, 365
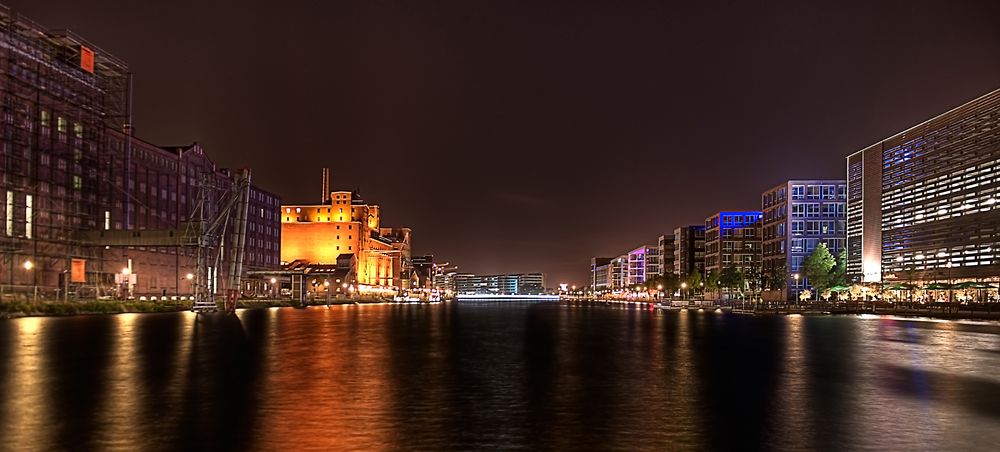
0, 8, 280, 298
280, 171, 412, 295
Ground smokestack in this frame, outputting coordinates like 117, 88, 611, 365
321, 167, 330, 203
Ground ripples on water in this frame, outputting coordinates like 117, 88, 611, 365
1, 304, 1000, 451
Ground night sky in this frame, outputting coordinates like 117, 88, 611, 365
9, 0, 1000, 285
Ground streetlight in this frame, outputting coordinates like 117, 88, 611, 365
23, 260, 35, 302
793, 273, 800, 304
681, 282, 688, 300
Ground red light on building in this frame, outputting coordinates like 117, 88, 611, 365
80, 45, 94, 73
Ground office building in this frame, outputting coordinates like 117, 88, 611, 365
454, 273, 545, 295
847, 88, 1000, 285
762, 180, 847, 300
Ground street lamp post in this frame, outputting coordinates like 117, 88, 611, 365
681, 282, 688, 301
793, 273, 800, 306
324, 280, 331, 306
23, 260, 35, 302
121, 266, 132, 300
185, 272, 194, 299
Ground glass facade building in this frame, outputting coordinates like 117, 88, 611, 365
847, 88, 1000, 284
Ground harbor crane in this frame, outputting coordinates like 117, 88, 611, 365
74, 169, 252, 313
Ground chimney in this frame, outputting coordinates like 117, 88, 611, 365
321, 167, 330, 203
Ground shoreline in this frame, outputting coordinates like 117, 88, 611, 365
564, 299, 1000, 323
0, 297, 431, 319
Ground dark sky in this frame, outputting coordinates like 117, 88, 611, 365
9, 0, 1000, 285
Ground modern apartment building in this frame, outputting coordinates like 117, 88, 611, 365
657, 234, 675, 278
591, 257, 613, 290
762, 180, 847, 300
627, 245, 656, 286
704, 211, 763, 288
847, 88, 1000, 285
612, 254, 628, 288
673, 225, 705, 278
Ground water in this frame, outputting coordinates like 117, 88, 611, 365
2, 303, 1000, 451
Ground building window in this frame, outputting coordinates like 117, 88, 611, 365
791, 185, 804, 200
5, 191, 12, 237
25, 194, 32, 239
105, 211, 111, 230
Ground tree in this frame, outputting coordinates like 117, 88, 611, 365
765, 263, 787, 291
687, 269, 703, 296
803, 243, 836, 299
719, 265, 745, 299
662, 273, 681, 294
704, 270, 720, 300
830, 249, 848, 288
744, 266, 763, 302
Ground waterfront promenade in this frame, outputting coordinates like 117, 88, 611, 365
564, 297, 1000, 321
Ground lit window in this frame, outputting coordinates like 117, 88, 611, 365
25, 195, 32, 239
5, 191, 12, 236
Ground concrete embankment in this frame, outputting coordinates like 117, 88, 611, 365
0, 296, 415, 318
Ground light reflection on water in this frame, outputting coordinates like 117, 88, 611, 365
0, 304, 999, 450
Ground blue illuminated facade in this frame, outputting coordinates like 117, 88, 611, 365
704, 211, 762, 297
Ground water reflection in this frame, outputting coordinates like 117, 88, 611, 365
2, 306, 1000, 450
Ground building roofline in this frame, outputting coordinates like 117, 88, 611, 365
851, 86, 1000, 156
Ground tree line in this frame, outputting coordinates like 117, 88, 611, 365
638, 243, 848, 301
